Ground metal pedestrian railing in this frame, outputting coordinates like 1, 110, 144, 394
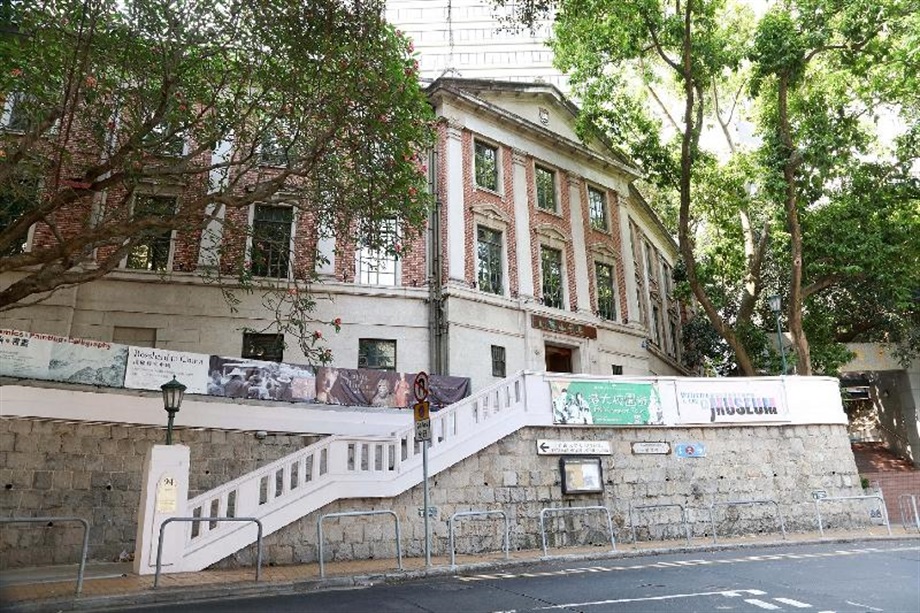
897, 494, 920, 533
539, 506, 616, 557
814, 494, 891, 536
0, 517, 90, 596
317, 510, 402, 578
448, 510, 510, 567
155, 517, 263, 588
709, 499, 786, 544
629, 502, 692, 546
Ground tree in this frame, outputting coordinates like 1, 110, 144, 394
0, 0, 435, 362
496, 0, 919, 376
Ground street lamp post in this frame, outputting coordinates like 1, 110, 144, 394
160, 377, 187, 445
767, 295, 787, 375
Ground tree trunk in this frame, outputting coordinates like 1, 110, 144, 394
776, 76, 812, 375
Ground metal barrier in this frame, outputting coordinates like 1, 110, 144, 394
814, 494, 891, 537
539, 506, 616, 557
155, 517, 263, 588
898, 494, 920, 532
709, 499, 787, 544
629, 502, 691, 546
317, 510, 402, 578
448, 510, 510, 567
0, 517, 90, 596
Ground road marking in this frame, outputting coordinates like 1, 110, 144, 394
528, 589, 773, 610
746, 599, 782, 610
845, 601, 883, 611
773, 597, 813, 608
458, 545, 920, 583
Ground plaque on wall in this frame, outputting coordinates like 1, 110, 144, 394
631, 441, 671, 455
531, 315, 597, 339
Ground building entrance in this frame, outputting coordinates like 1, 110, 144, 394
545, 345, 573, 373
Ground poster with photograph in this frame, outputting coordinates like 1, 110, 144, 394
314, 367, 471, 408
123, 347, 210, 394
207, 356, 316, 402
675, 379, 789, 424
0, 329, 128, 387
549, 379, 663, 425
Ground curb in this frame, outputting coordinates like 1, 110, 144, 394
5, 534, 918, 613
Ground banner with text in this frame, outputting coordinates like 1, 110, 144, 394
123, 347, 210, 394
549, 379, 663, 425
675, 379, 789, 424
0, 329, 128, 387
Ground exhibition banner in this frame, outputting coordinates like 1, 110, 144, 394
123, 347, 210, 394
0, 329, 128, 387
548, 379, 663, 425
675, 379, 789, 424
315, 367, 471, 409
207, 356, 317, 402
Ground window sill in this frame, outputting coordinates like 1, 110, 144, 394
474, 185, 503, 198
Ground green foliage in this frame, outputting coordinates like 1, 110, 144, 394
0, 0, 435, 363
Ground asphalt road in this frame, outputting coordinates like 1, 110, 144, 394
131, 540, 920, 613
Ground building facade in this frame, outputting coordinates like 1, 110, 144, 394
1, 79, 685, 392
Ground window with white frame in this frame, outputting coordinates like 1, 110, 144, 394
476, 225, 504, 294
250, 204, 293, 278
242, 332, 284, 362
357, 218, 399, 286
595, 261, 617, 321
144, 120, 185, 157
588, 186, 608, 231
259, 128, 290, 167
540, 246, 564, 309
535, 165, 557, 212
474, 140, 499, 191
125, 194, 177, 271
1, 92, 29, 132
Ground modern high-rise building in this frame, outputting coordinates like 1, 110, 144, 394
386, 0, 567, 90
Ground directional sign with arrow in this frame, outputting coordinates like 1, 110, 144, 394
536, 439, 612, 455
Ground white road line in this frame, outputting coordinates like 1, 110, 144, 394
531, 588, 771, 610
774, 597, 813, 608
845, 601, 883, 612
745, 599, 782, 610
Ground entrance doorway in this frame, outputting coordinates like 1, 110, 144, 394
545, 345, 573, 373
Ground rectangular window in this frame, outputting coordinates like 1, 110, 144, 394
251, 205, 293, 278
491, 345, 506, 377
126, 194, 176, 271
535, 165, 556, 211
651, 305, 662, 345
611, 364, 623, 375
358, 339, 396, 371
260, 130, 290, 167
476, 225, 503, 294
474, 140, 498, 191
0, 174, 36, 256
242, 333, 284, 362
1, 92, 29, 132
541, 246, 564, 309
113, 326, 157, 348
144, 121, 185, 157
669, 320, 679, 357
595, 262, 617, 320
357, 219, 399, 286
588, 186, 607, 231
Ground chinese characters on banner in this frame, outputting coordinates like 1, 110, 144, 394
548, 379, 663, 425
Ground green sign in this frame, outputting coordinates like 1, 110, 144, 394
549, 380, 663, 426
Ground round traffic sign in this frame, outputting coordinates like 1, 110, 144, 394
413, 371, 430, 402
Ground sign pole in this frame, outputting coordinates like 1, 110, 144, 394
423, 439, 430, 567
413, 372, 432, 568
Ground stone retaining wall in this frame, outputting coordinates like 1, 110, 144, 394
223, 423, 867, 567
0, 418, 318, 569
1, 417, 867, 569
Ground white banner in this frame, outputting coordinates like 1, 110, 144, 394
123, 347, 209, 394
0, 329, 128, 387
675, 379, 789, 424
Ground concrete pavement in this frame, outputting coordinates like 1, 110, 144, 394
1, 526, 917, 613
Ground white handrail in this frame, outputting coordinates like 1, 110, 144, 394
178, 372, 530, 571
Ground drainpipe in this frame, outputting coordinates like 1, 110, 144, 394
427, 148, 446, 375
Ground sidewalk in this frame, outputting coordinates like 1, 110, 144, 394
2, 527, 917, 613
